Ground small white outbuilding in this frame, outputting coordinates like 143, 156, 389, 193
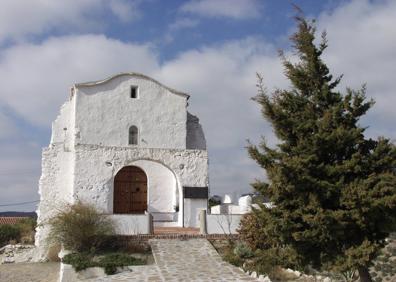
35, 73, 209, 259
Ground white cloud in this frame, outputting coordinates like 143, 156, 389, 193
180, 0, 262, 19
156, 38, 280, 148
0, 0, 142, 43
317, 0, 396, 139
109, 0, 141, 22
0, 34, 159, 126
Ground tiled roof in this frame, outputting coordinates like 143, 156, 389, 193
0, 217, 29, 225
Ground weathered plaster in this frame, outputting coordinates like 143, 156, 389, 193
34, 145, 75, 260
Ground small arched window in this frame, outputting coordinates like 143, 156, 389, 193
129, 126, 138, 145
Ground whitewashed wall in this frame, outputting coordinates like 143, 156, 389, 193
184, 199, 207, 227
35, 73, 209, 260
107, 214, 151, 235
72, 144, 208, 226
74, 75, 188, 149
34, 145, 74, 261
206, 214, 243, 234
131, 159, 176, 213
50, 99, 74, 145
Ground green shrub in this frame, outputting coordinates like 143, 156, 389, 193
97, 253, 145, 274
223, 248, 244, 267
238, 212, 268, 251
219, 241, 244, 267
63, 252, 146, 275
63, 253, 95, 272
233, 241, 254, 259
0, 224, 20, 246
48, 202, 115, 252
16, 218, 36, 244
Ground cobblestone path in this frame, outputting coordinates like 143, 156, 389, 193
150, 238, 258, 281
87, 238, 258, 281
0, 262, 59, 282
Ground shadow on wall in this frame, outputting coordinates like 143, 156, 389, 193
187, 112, 206, 150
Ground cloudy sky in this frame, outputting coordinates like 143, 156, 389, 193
0, 0, 395, 212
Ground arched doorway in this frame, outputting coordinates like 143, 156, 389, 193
114, 166, 147, 214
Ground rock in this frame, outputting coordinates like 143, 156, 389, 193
77, 267, 105, 279
58, 248, 72, 260
285, 268, 301, 277
2, 256, 15, 264
258, 275, 272, 282
0, 244, 35, 264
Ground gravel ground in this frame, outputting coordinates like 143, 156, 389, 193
0, 262, 59, 282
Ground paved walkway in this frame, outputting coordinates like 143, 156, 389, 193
86, 239, 258, 281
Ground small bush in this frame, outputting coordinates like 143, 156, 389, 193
63, 252, 146, 275
48, 202, 115, 252
219, 241, 244, 267
0, 224, 20, 247
97, 253, 145, 274
63, 253, 95, 272
223, 248, 244, 267
238, 212, 268, 250
16, 218, 36, 244
233, 242, 254, 259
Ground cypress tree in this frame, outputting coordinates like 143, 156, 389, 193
246, 14, 396, 282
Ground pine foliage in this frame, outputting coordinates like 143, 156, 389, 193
245, 14, 396, 278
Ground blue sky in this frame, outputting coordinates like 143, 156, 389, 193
0, 0, 395, 212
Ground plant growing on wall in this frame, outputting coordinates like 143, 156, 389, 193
243, 11, 396, 282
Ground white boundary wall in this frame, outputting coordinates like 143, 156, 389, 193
205, 214, 243, 234
107, 214, 151, 235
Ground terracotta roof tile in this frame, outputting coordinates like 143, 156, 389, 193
0, 217, 29, 225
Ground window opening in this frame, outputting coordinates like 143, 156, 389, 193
130, 86, 138, 98
129, 126, 138, 145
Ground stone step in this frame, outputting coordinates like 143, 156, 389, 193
154, 227, 199, 235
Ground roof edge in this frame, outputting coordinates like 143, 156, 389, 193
73, 72, 190, 98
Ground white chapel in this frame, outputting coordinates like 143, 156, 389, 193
35, 73, 209, 257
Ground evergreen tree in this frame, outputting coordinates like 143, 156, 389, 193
245, 14, 396, 282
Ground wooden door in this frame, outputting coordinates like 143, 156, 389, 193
114, 166, 147, 214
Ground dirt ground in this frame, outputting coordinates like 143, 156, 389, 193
0, 262, 59, 282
